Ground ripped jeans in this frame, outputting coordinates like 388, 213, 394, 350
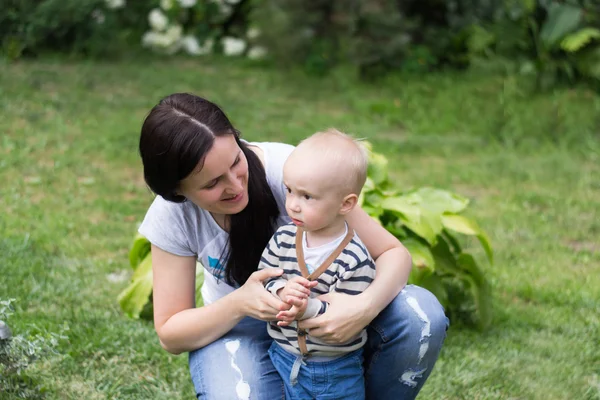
188, 285, 449, 400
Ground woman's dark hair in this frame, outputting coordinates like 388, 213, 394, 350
139, 93, 280, 286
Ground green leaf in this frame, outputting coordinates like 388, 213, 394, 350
364, 190, 385, 208
441, 213, 494, 264
358, 177, 375, 207
457, 253, 492, 330
561, 28, 600, 53
573, 46, 600, 80
367, 152, 388, 185
129, 233, 151, 269
195, 262, 205, 307
430, 237, 460, 274
401, 187, 470, 214
118, 253, 153, 319
443, 230, 462, 254
467, 25, 495, 54
363, 176, 375, 192
430, 238, 492, 330
384, 219, 408, 239
418, 274, 449, 309
540, 3, 582, 47
403, 236, 435, 270
381, 196, 420, 220
362, 203, 384, 220
403, 236, 435, 283
381, 196, 440, 244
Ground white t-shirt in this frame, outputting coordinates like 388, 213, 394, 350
138, 141, 294, 305
302, 224, 349, 274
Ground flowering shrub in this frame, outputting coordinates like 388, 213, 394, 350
139, 0, 267, 58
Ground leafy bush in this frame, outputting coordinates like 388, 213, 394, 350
467, 0, 600, 89
0, 0, 149, 60
0, 299, 66, 399
251, 0, 599, 88
250, 0, 504, 77
120, 147, 493, 330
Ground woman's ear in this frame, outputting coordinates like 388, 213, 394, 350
339, 194, 358, 215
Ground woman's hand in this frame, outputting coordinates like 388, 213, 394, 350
297, 292, 377, 344
236, 268, 290, 321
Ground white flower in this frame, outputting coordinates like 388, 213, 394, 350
165, 24, 183, 43
182, 36, 213, 55
247, 46, 267, 60
105, 0, 125, 9
246, 28, 260, 39
218, 3, 232, 15
92, 9, 106, 24
178, 0, 197, 7
181, 36, 201, 55
148, 8, 169, 31
142, 31, 160, 47
202, 38, 214, 54
160, 0, 174, 10
222, 36, 246, 56
142, 29, 182, 54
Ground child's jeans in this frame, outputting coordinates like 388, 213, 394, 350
268, 341, 365, 400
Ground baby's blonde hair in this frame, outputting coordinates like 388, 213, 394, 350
296, 128, 369, 195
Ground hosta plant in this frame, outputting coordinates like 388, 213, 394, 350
121, 146, 493, 330
361, 145, 493, 330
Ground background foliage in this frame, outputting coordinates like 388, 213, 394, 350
2, 0, 598, 88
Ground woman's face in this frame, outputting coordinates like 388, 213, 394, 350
178, 134, 249, 217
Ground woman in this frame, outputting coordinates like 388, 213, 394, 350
138, 93, 449, 399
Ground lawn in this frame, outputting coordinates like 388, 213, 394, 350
1, 58, 599, 399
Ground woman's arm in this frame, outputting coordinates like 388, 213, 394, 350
298, 206, 411, 343
347, 205, 411, 312
152, 245, 287, 354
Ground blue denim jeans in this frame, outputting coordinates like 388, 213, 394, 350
189, 285, 449, 399
268, 342, 365, 400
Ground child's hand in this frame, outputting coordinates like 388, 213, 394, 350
277, 302, 308, 327
276, 276, 315, 307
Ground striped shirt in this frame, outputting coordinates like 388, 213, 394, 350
259, 223, 376, 356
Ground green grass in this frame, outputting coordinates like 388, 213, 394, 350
1, 57, 599, 399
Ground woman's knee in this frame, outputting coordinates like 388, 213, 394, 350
374, 284, 449, 344
400, 285, 449, 344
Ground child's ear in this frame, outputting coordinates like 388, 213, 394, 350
339, 194, 358, 215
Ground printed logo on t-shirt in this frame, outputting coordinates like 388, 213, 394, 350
208, 256, 225, 280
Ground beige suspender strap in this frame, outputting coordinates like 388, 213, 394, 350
295, 227, 311, 355
294, 225, 354, 356
295, 228, 310, 278
297, 328, 309, 355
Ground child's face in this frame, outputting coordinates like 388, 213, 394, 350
283, 152, 347, 232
